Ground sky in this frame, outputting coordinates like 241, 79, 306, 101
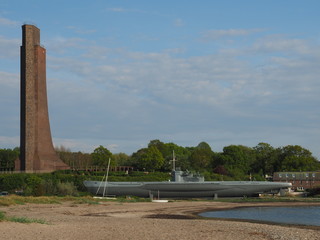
0, 0, 320, 158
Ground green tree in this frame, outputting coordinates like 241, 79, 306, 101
196, 141, 212, 150
91, 146, 113, 168
164, 143, 192, 171
188, 142, 213, 171
148, 140, 168, 155
278, 145, 319, 171
146, 140, 192, 171
56, 146, 92, 170
221, 145, 256, 178
25, 175, 44, 196
130, 148, 147, 169
0, 148, 19, 171
113, 153, 130, 166
136, 146, 164, 171
252, 142, 277, 176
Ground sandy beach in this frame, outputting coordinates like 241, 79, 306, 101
1, 200, 320, 240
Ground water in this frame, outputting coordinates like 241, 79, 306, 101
199, 206, 320, 226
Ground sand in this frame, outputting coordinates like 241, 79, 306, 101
0, 200, 320, 240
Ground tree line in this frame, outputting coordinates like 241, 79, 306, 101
0, 147, 19, 171
1, 140, 319, 180
128, 140, 320, 180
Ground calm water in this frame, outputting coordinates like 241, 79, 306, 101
199, 206, 320, 226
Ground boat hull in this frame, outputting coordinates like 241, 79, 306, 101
83, 180, 292, 198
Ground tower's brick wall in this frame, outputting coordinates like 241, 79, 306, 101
16, 25, 69, 172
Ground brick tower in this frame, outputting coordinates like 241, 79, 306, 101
16, 24, 69, 172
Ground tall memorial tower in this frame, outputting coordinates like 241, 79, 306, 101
16, 24, 69, 172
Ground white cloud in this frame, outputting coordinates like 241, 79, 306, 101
46, 38, 320, 118
2, 26, 320, 157
252, 37, 312, 54
66, 26, 96, 35
104, 7, 165, 18
105, 7, 145, 14
0, 17, 18, 26
0, 36, 20, 59
48, 56, 92, 76
0, 71, 19, 87
106, 7, 128, 12
202, 28, 263, 41
45, 37, 86, 54
174, 18, 184, 27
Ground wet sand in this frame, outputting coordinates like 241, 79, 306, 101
1, 200, 320, 240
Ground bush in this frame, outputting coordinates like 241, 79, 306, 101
24, 175, 44, 196
306, 185, 320, 197
0, 174, 27, 191
0, 173, 85, 196
56, 181, 78, 196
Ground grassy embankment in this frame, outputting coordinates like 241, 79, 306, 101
0, 195, 151, 207
1, 194, 320, 207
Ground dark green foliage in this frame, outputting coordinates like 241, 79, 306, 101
56, 182, 78, 196
251, 143, 277, 175
148, 140, 169, 156
0, 173, 27, 191
0, 172, 86, 196
91, 145, 113, 168
24, 175, 44, 196
202, 171, 233, 181
139, 146, 164, 171
146, 140, 192, 171
0, 141, 319, 193
113, 153, 130, 166
0, 148, 19, 171
221, 145, 256, 175
213, 165, 229, 175
83, 169, 170, 182
131, 145, 164, 171
278, 145, 319, 172
0, 171, 171, 195
211, 145, 256, 180
189, 147, 213, 171
306, 185, 320, 197
196, 142, 212, 150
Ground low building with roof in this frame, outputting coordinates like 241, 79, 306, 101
273, 171, 320, 191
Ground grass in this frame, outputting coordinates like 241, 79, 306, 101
0, 210, 47, 224
73, 197, 100, 205
0, 195, 113, 206
8, 216, 47, 224
0, 211, 5, 220
0, 194, 319, 207
0, 196, 61, 206
116, 196, 151, 203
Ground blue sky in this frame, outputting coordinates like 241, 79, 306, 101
1, 0, 320, 159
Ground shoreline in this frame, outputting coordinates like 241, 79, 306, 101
192, 202, 320, 231
1, 200, 320, 240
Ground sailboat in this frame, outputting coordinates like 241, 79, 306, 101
151, 190, 169, 203
93, 158, 116, 200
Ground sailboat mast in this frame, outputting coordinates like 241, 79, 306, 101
102, 158, 111, 197
172, 150, 176, 171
